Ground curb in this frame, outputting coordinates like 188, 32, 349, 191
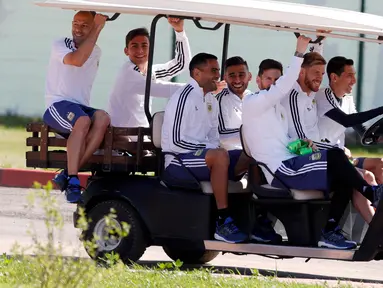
0, 168, 90, 189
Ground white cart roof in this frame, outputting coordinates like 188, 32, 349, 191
35, 0, 383, 43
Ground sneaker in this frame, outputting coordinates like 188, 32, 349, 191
65, 177, 82, 204
318, 227, 357, 250
214, 217, 248, 244
371, 185, 383, 208
251, 215, 282, 244
52, 169, 68, 192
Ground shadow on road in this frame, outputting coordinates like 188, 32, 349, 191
137, 260, 383, 285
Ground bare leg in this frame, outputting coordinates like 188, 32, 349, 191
67, 116, 91, 175
352, 168, 376, 224
78, 111, 110, 168
362, 158, 383, 184
205, 148, 229, 209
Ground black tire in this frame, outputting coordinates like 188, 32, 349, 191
83, 200, 148, 264
163, 245, 219, 264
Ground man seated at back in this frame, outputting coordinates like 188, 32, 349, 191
216, 56, 282, 244
243, 35, 383, 249
161, 53, 251, 244
316, 56, 383, 223
108, 17, 190, 137
43, 11, 110, 203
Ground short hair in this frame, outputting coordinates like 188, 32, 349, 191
257, 59, 283, 76
326, 56, 354, 81
302, 52, 327, 68
189, 53, 218, 75
224, 56, 248, 70
125, 28, 149, 47
77, 11, 96, 18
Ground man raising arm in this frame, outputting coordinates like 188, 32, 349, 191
43, 11, 110, 203
108, 17, 190, 135
243, 35, 383, 249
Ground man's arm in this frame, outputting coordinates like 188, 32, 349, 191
207, 97, 221, 149
216, 90, 240, 145
63, 14, 107, 67
153, 19, 191, 81
325, 107, 383, 128
244, 56, 303, 115
168, 86, 207, 153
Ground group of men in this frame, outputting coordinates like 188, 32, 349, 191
43, 11, 383, 250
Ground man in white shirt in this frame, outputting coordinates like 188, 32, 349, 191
108, 17, 190, 136
243, 35, 383, 250
162, 53, 251, 244
280, 41, 334, 150
216, 56, 252, 151
217, 56, 282, 244
316, 56, 383, 223
43, 11, 110, 204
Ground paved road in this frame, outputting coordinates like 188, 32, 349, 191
1, 187, 383, 287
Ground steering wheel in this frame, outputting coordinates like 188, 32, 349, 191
361, 117, 383, 146
294, 32, 324, 44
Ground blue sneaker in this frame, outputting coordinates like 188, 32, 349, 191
318, 227, 357, 250
214, 217, 248, 244
52, 169, 68, 192
251, 216, 282, 244
65, 177, 82, 204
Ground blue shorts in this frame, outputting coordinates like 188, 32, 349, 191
271, 150, 328, 192
43, 100, 98, 138
165, 149, 243, 182
355, 157, 365, 169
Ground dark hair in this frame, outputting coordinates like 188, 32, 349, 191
302, 52, 327, 68
257, 59, 283, 76
125, 27, 150, 47
189, 53, 218, 75
224, 56, 248, 70
326, 56, 354, 81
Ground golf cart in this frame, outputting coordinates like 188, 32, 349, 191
27, 0, 383, 264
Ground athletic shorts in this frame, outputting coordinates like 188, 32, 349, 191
355, 157, 365, 169
43, 100, 98, 138
271, 150, 328, 192
164, 149, 244, 183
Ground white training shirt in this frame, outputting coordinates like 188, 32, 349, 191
317, 87, 357, 148
161, 78, 220, 168
281, 81, 320, 141
45, 37, 101, 108
108, 30, 191, 129
242, 56, 303, 184
216, 88, 252, 150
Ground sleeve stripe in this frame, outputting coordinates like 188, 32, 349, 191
325, 88, 338, 109
155, 41, 185, 79
289, 89, 306, 139
64, 38, 75, 51
172, 85, 206, 150
217, 89, 239, 135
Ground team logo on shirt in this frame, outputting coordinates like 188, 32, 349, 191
194, 149, 204, 156
310, 152, 322, 161
67, 112, 75, 122
207, 102, 212, 112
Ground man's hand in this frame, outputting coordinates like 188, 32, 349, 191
94, 14, 108, 30
316, 29, 332, 41
296, 35, 312, 54
344, 147, 352, 158
303, 138, 318, 152
213, 80, 227, 94
168, 17, 184, 32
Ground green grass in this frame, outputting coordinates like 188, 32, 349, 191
0, 255, 341, 288
0, 126, 29, 168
